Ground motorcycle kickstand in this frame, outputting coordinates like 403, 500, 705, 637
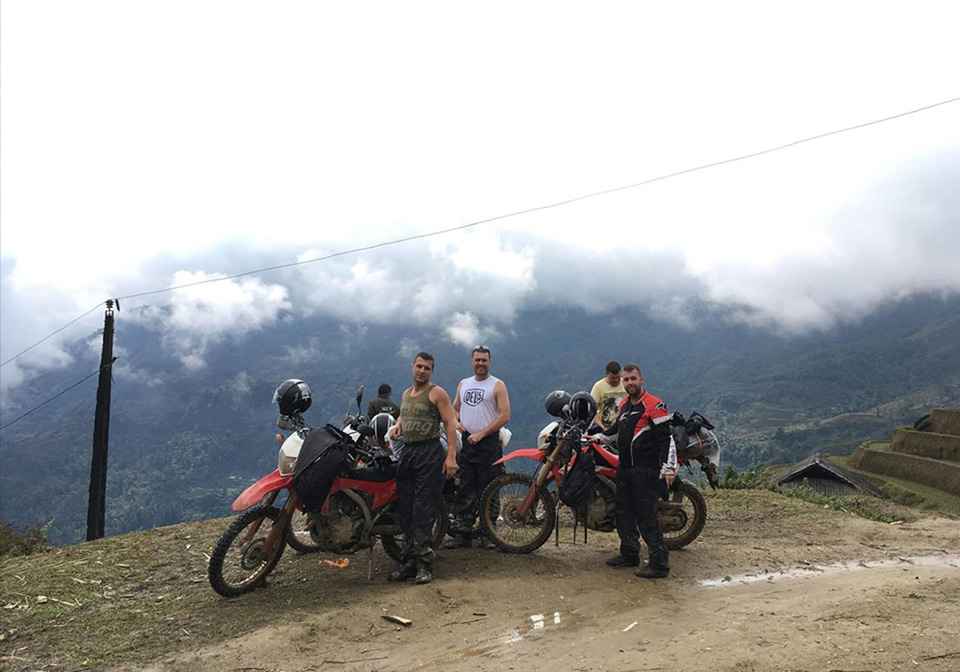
554, 498, 560, 547
368, 543, 373, 581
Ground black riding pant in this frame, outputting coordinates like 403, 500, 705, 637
451, 433, 504, 539
396, 439, 445, 563
615, 464, 669, 568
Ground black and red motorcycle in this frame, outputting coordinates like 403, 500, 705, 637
208, 384, 448, 597
477, 392, 719, 554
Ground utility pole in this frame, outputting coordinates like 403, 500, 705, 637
87, 299, 117, 541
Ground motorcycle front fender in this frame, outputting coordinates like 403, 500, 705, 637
493, 448, 544, 466
232, 469, 294, 511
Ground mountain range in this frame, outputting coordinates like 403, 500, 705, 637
1, 293, 958, 544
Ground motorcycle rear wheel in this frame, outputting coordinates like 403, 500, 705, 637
381, 500, 450, 563
286, 509, 323, 554
209, 505, 287, 597
479, 473, 556, 553
660, 482, 707, 550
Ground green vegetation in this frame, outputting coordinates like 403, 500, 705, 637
778, 484, 905, 523
832, 452, 960, 517
0, 519, 52, 558
715, 465, 913, 523
720, 465, 768, 489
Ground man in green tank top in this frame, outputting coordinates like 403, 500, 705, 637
387, 351, 458, 584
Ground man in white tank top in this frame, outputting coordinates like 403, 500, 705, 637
444, 346, 511, 549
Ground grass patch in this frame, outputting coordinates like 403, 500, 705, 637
0, 516, 355, 671
832, 453, 960, 517
779, 485, 906, 523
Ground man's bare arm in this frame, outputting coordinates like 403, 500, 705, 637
432, 387, 459, 478
452, 381, 466, 433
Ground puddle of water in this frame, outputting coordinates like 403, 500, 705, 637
699, 554, 960, 588
451, 610, 579, 662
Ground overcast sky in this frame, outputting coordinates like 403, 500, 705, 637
2, 1, 959, 400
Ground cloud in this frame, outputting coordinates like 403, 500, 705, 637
230, 371, 253, 396
694, 150, 960, 332
287, 231, 536, 327
281, 338, 324, 366
3, 150, 959, 405
444, 312, 501, 349
129, 271, 291, 370
397, 338, 421, 360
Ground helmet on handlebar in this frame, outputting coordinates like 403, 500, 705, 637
370, 412, 395, 449
568, 391, 597, 426
273, 379, 312, 416
544, 390, 571, 418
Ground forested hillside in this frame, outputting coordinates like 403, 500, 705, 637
2, 294, 958, 544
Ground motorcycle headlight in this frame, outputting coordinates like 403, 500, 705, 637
278, 451, 297, 476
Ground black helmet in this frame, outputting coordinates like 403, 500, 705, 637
370, 412, 395, 449
544, 390, 571, 418
568, 391, 597, 426
272, 379, 312, 416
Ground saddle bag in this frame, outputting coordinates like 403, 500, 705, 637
558, 448, 596, 508
293, 424, 350, 513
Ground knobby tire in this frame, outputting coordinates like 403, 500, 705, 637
662, 482, 707, 550
286, 509, 323, 554
381, 499, 450, 562
479, 472, 557, 553
208, 505, 286, 597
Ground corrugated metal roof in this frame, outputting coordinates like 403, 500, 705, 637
774, 453, 886, 499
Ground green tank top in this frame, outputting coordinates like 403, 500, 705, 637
400, 384, 441, 443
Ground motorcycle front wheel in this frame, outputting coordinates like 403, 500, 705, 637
660, 482, 707, 550
381, 499, 450, 563
208, 505, 287, 597
478, 473, 556, 553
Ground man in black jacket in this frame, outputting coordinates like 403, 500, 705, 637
367, 383, 401, 419
591, 363, 677, 579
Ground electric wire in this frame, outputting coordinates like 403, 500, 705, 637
0, 303, 103, 368
0, 361, 114, 432
3, 95, 958, 367
112, 95, 960, 301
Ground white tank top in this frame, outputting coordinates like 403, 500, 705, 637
458, 375, 501, 435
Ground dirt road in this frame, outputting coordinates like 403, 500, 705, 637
118, 491, 960, 672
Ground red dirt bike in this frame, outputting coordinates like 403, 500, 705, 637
208, 386, 448, 597
477, 401, 718, 554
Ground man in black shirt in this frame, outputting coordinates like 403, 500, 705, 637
592, 363, 677, 579
367, 383, 401, 419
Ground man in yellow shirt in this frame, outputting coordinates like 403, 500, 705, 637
590, 360, 626, 430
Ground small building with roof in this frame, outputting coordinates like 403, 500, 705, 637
773, 453, 886, 498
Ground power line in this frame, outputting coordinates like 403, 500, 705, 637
113, 95, 960, 301
4, 95, 958, 365
0, 303, 104, 368
0, 360, 115, 432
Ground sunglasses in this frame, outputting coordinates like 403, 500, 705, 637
472, 345, 490, 355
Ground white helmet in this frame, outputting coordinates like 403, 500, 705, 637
370, 412, 396, 449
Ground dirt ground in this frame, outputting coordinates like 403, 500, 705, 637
133, 492, 960, 672
4, 490, 960, 672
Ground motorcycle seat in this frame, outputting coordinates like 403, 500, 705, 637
347, 461, 397, 482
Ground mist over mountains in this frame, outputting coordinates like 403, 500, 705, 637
1, 293, 958, 545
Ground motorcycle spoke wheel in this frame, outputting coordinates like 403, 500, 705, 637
381, 499, 449, 562
208, 505, 287, 597
661, 483, 707, 550
479, 473, 556, 553
286, 509, 323, 554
